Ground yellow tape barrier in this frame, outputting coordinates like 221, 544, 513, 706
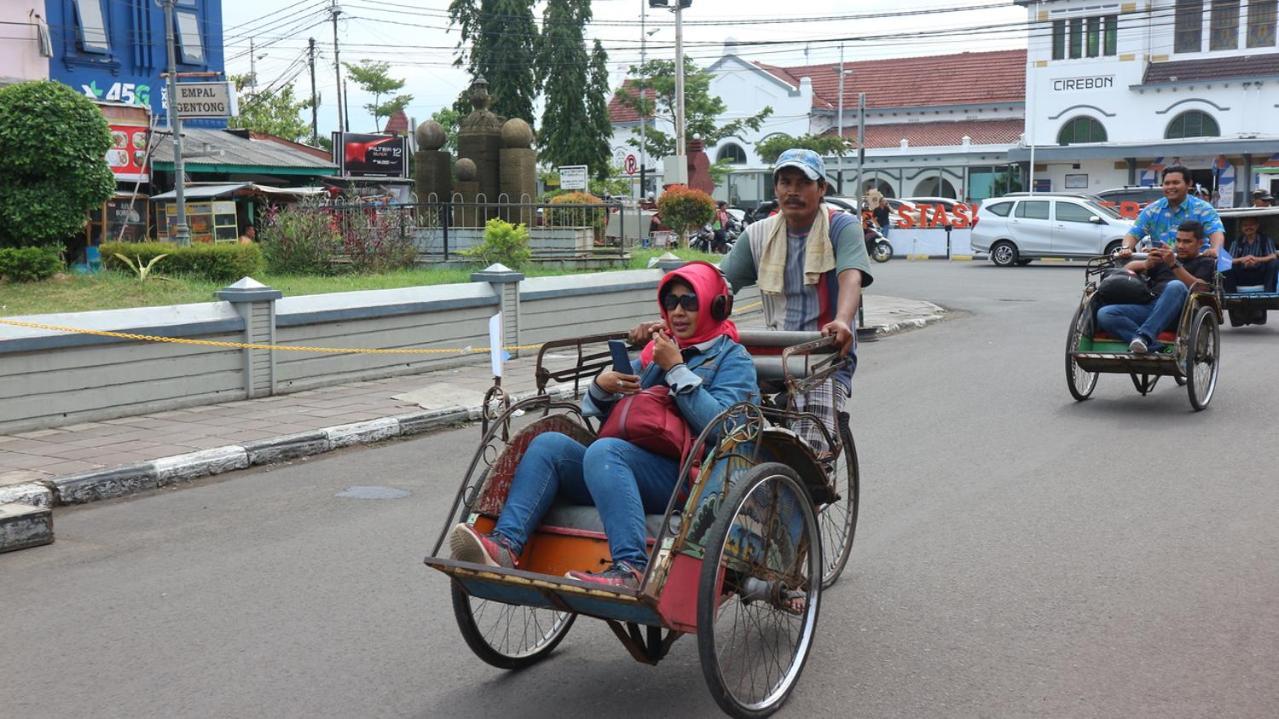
0, 299, 763, 356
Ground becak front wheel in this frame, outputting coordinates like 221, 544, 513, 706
451, 581, 575, 670
697, 463, 821, 718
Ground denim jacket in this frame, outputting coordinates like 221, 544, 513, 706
583, 334, 759, 438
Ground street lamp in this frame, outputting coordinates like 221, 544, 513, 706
650, 0, 690, 173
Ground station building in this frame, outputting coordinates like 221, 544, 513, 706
1012, 0, 1279, 205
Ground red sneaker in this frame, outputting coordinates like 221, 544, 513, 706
565, 562, 643, 591
449, 524, 517, 569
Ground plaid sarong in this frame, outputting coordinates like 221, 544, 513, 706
789, 379, 847, 456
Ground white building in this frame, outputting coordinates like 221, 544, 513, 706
1013, 0, 1279, 203
609, 48, 1028, 207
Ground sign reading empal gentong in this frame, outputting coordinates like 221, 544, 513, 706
174, 82, 236, 120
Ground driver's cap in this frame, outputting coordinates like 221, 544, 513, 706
772, 149, 826, 182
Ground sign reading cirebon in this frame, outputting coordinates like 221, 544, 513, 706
174, 81, 236, 120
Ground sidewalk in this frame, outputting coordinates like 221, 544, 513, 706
0, 294, 944, 516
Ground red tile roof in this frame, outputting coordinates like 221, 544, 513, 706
608, 80, 656, 124
608, 49, 1026, 124
757, 49, 1026, 110
384, 109, 410, 135
826, 118, 1025, 148
1142, 51, 1279, 84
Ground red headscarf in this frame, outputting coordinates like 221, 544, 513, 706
639, 261, 739, 366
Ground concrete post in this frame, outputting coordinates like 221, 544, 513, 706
217, 277, 283, 399
471, 263, 525, 358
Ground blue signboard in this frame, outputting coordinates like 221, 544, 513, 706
45, 0, 227, 128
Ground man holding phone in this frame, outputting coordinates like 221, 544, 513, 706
1119, 165, 1225, 258
1099, 221, 1216, 354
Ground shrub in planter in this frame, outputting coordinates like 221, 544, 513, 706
101, 242, 264, 282
546, 191, 606, 244
657, 185, 715, 246
0, 246, 63, 282
462, 218, 531, 270
258, 203, 342, 275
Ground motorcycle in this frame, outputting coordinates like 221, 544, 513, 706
866, 225, 893, 263
691, 217, 740, 254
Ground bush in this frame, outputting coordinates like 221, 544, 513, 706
463, 218, 532, 270
0, 81, 115, 248
258, 202, 342, 275
101, 242, 264, 282
657, 185, 715, 243
545, 191, 607, 244
338, 206, 417, 273
0, 246, 63, 282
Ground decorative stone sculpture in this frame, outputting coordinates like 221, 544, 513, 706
413, 120, 451, 205
457, 77, 505, 217
499, 118, 537, 226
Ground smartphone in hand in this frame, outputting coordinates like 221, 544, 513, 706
608, 339, 632, 374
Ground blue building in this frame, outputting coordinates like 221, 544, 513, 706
45, 0, 226, 128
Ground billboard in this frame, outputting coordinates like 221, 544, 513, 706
334, 132, 408, 178
98, 102, 150, 183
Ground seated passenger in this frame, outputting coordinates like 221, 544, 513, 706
1224, 216, 1277, 325
1097, 220, 1216, 354
449, 262, 758, 590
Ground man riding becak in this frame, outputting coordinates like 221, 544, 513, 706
633, 149, 874, 454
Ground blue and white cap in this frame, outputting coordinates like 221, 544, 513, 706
772, 148, 826, 182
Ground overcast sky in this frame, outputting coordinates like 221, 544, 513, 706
220, 0, 1027, 139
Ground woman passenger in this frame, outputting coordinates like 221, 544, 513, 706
450, 262, 758, 590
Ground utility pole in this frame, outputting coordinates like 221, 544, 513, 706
639, 0, 647, 199
344, 80, 351, 132
856, 92, 866, 197
158, 0, 189, 246
674, 0, 686, 161
307, 37, 318, 144
249, 37, 257, 91
330, 0, 344, 133
836, 44, 845, 194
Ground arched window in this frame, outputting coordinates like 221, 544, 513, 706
861, 179, 895, 198
716, 142, 747, 164
1057, 116, 1108, 145
1165, 110, 1220, 139
913, 177, 958, 199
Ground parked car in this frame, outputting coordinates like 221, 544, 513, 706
971, 194, 1135, 267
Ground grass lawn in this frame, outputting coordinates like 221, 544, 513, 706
0, 247, 723, 317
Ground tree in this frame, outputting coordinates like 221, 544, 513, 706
538, 0, 608, 173
616, 59, 773, 160
227, 73, 313, 143
584, 40, 614, 180
657, 185, 715, 247
754, 133, 849, 164
0, 81, 114, 248
447, 0, 538, 124
429, 107, 462, 153
343, 61, 413, 132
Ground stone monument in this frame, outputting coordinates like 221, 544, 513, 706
686, 136, 715, 195
457, 76, 504, 217
413, 120, 452, 205
499, 118, 537, 226
455, 158, 481, 227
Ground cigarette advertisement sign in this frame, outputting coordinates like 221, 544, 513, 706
334, 132, 409, 178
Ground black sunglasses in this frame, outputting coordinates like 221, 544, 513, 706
661, 293, 699, 312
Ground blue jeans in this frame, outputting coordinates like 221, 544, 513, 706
1096, 280, 1189, 349
492, 433, 680, 569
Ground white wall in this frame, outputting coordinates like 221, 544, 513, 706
0, 1, 49, 85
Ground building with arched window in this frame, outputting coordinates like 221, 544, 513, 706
1012, 0, 1279, 205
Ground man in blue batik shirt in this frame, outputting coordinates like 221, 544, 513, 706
1119, 165, 1226, 258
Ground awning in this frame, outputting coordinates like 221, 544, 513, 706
149, 183, 325, 201
1008, 137, 1279, 162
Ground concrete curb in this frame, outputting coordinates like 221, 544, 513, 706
1, 320, 940, 515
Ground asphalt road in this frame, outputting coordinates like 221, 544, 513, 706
3, 261, 1277, 718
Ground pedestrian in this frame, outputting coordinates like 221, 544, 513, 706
868, 189, 891, 239
238, 225, 256, 244
1119, 165, 1226, 258
630, 148, 875, 455
712, 201, 730, 252
1252, 188, 1274, 208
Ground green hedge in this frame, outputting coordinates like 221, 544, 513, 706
100, 242, 264, 282
0, 246, 63, 282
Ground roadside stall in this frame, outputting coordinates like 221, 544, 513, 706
149, 183, 325, 243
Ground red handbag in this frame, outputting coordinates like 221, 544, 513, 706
597, 385, 692, 459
